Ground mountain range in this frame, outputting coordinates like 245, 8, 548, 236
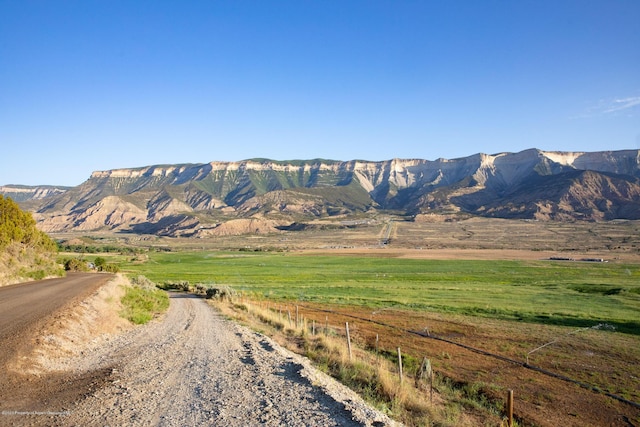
2, 148, 639, 237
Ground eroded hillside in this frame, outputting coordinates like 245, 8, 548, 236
2, 149, 639, 236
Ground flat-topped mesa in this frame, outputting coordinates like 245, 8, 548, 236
90, 164, 199, 179
83, 149, 640, 207
208, 159, 342, 172
541, 149, 640, 176
86, 149, 640, 186
6, 148, 640, 235
0, 185, 69, 202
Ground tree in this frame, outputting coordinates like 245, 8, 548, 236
94, 256, 107, 271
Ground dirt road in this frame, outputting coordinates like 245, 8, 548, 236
1, 280, 394, 426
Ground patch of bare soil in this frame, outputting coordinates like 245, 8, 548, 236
17, 274, 132, 375
2, 280, 396, 426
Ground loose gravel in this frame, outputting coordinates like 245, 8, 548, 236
5, 285, 397, 427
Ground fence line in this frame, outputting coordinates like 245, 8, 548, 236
287, 302, 640, 411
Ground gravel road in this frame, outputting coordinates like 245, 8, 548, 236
3, 288, 395, 426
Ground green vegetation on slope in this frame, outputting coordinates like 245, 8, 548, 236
123, 251, 640, 335
0, 195, 56, 250
0, 195, 63, 284
120, 275, 169, 324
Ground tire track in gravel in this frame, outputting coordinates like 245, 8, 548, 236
36, 293, 395, 427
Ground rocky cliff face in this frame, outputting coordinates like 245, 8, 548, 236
4, 149, 639, 236
0, 185, 69, 202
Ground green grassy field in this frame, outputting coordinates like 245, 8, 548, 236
123, 251, 640, 335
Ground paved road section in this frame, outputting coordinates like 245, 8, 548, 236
0, 274, 112, 358
0, 273, 114, 415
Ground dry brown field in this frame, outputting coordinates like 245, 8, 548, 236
270, 301, 638, 427
90, 216, 640, 262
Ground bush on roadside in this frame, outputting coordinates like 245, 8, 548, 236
159, 280, 192, 291
130, 274, 157, 290
102, 263, 120, 273
205, 285, 237, 301
63, 257, 89, 272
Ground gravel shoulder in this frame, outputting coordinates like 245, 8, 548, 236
2, 278, 396, 426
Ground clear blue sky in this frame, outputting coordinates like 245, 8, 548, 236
1, 0, 639, 186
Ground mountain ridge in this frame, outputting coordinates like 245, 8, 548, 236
2, 149, 639, 236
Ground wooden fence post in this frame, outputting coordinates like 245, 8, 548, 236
397, 347, 403, 383
295, 305, 299, 328
287, 311, 292, 328
507, 389, 514, 427
312, 320, 316, 336
345, 322, 353, 361
325, 316, 328, 335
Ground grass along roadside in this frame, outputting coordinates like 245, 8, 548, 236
210, 296, 516, 427
120, 275, 169, 324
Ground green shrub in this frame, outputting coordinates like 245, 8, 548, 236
130, 274, 157, 289
120, 276, 169, 324
103, 263, 120, 273
159, 280, 192, 291
205, 285, 238, 300
64, 257, 89, 271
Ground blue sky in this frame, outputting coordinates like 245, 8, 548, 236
1, 1, 639, 186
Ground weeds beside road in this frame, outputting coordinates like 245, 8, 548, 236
119, 275, 169, 324
213, 296, 640, 427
